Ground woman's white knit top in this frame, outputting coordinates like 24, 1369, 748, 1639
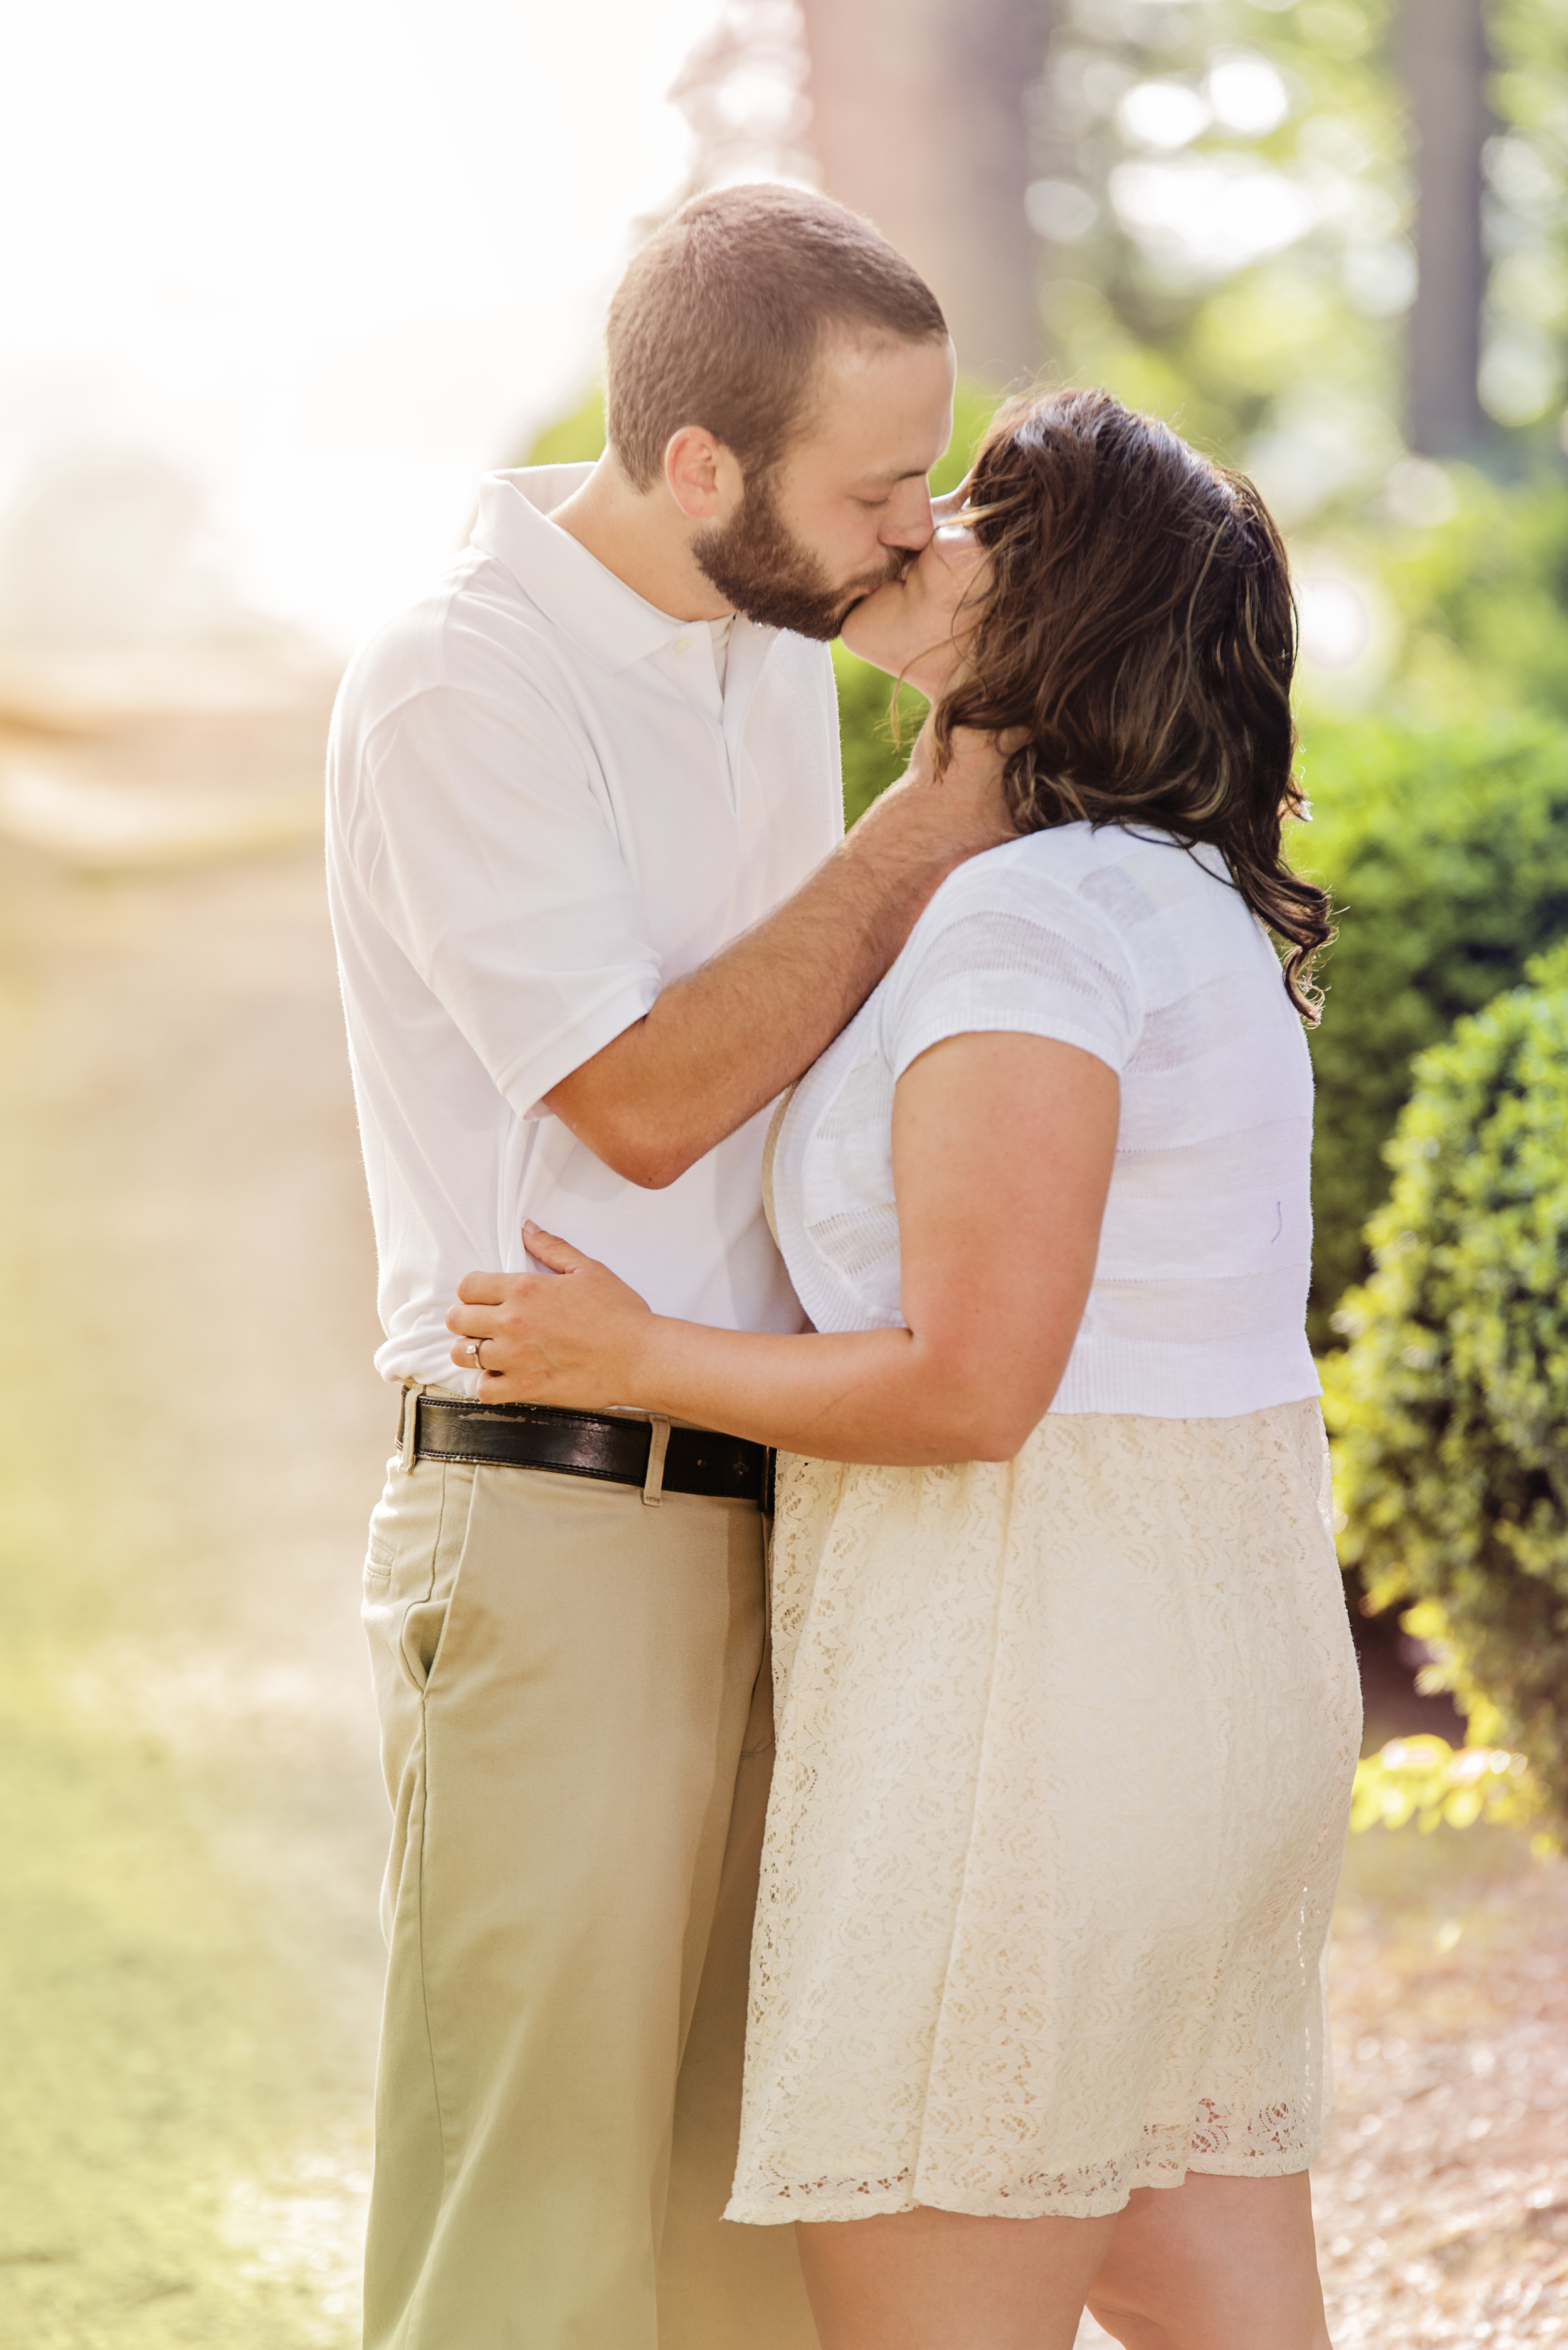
768, 821, 1320, 1418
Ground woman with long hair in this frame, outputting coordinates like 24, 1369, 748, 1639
449, 386, 1359, 2350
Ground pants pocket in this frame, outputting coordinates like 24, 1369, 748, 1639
363, 1460, 477, 1757
400, 1592, 450, 1693
740, 1630, 776, 1758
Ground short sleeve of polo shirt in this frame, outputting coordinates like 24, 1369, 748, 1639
352, 674, 659, 1120
881, 847, 1144, 1082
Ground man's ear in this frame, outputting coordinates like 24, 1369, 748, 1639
664, 426, 743, 522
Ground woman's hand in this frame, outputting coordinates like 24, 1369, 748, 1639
446, 1223, 656, 1408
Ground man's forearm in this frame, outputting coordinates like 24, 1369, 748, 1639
548, 805, 953, 1188
544, 729, 1010, 1186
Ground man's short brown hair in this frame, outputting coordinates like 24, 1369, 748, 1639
605, 183, 949, 491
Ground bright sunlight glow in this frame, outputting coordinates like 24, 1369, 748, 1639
0, 0, 727, 649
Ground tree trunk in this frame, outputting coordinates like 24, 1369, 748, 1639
797, 0, 1047, 388
1402, 0, 1490, 455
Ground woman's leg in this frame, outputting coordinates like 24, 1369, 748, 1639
1086, 2172, 1332, 2350
795, 2206, 1120, 2350
792, 2172, 1332, 2350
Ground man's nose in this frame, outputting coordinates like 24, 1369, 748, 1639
880, 481, 935, 552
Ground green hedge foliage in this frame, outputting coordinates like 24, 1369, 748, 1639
1300, 716, 1568, 1343
1323, 940, 1568, 1828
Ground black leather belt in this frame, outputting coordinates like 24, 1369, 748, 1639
406, 1391, 773, 1509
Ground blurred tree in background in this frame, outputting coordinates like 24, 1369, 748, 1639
797, 0, 1051, 385
1403, 0, 1488, 454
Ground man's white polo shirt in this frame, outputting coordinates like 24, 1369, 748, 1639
326, 464, 844, 1390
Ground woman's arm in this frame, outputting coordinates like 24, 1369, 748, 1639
449, 1032, 1118, 1467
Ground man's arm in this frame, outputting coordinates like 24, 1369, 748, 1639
544, 725, 1012, 1187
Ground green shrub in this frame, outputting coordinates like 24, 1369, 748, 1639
1300, 714, 1568, 1343
1322, 939, 1568, 1829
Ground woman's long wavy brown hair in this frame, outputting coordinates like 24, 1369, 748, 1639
931, 386, 1332, 1019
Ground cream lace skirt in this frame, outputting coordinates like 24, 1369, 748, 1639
728, 1400, 1362, 2225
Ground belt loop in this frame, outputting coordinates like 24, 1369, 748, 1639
642, 1416, 672, 1507
398, 1380, 423, 1475
761, 1449, 778, 1639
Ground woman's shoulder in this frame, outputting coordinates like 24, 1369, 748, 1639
882, 823, 1149, 1064
915, 821, 1091, 922
910, 820, 1204, 938
892, 825, 1264, 1028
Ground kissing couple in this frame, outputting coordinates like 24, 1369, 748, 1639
329, 182, 1359, 2350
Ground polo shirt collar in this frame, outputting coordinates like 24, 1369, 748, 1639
472, 465, 765, 679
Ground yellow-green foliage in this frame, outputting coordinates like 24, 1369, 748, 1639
522, 386, 605, 467
834, 648, 927, 826
1350, 1734, 1549, 1848
1325, 938, 1568, 1828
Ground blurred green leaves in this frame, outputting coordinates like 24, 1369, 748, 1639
1350, 1733, 1548, 1844
1031, 0, 1410, 492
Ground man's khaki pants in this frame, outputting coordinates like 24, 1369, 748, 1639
359, 1433, 817, 2350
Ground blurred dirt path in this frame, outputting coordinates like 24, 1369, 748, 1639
1316, 1832, 1568, 2347
0, 698, 392, 2347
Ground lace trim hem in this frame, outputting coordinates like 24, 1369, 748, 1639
724, 2110, 1326, 2226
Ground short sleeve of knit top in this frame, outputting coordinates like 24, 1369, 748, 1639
766, 821, 1320, 1420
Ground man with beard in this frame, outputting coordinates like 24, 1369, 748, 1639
326, 182, 1009, 2350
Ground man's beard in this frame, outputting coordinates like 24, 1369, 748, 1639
691, 471, 908, 641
